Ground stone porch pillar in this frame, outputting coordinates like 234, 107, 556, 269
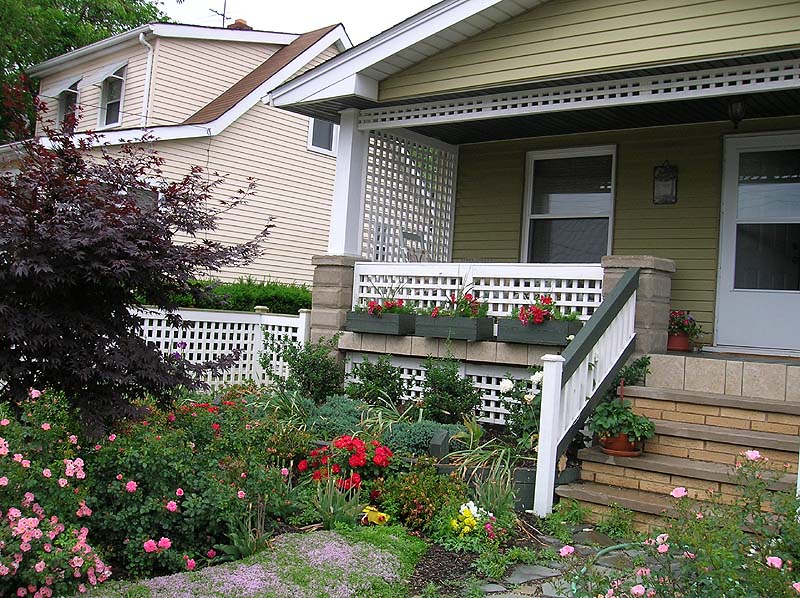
601, 255, 676, 354
310, 255, 358, 343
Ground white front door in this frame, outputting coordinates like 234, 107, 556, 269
716, 133, 800, 354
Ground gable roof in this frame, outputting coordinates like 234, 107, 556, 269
269, 0, 549, 108
184, 24, 341, 125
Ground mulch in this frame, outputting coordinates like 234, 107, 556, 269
407, 542, 477, 596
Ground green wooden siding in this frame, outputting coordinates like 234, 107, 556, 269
380, 0, 800, 101
452, 116, 800, 338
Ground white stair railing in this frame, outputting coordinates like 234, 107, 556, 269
533, 268, 640, 516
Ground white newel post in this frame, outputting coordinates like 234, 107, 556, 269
533, 354, 565, 517
328, 108, 368, 257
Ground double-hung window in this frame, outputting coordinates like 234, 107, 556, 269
57, 82, 79, 129
522, 146, 615, 263
307, 118, 338, 156
100, 66, 126, 128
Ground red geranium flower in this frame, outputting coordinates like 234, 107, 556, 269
297, 459, 308, 472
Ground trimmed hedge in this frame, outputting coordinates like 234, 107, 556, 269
171, 278, 311, 314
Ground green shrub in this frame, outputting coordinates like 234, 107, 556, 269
347, 355, 408, 408
382, 420, 464, 456
421, 354, 482, 424
263, 334, 345, 404
169, 277, 311, 314
307, 395, 365, 439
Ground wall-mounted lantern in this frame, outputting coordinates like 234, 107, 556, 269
653, 160, 678, 205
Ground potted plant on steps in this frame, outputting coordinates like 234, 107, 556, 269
415, 291, 493, 341
346, 297, 416, 335
588, 398, 655, 457
496, 293, 583, 345
667, 309, 703, 352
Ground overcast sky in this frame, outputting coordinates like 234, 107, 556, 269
162, 0, 441, 44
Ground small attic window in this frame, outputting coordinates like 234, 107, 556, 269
58, 82, 79, 129
100, 66, 126, 128
308, 118, 337, 156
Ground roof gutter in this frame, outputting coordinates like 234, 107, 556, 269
138, 33, 155, 128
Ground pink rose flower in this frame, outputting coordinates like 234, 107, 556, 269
206, 549, 216, 558
684, 551, 696, 559
657, 544, 669, 554
744, 449, 761, 461
631, 585, 646, 597
767, 556, 783, 569
0, 477, 8, 486
186, 558, 196, 571
125, 481, 137, 493
670, 487, 688, 499
695, 511, 704, 519
29, 388, 42, 399
237, 490, 246, 499
792, 582, 800, 593
157, 537, 171, 550
165, 501, 178, 512
143, 539, 157, 553
41, 423, 50, 431
559, 545, 575, 557
108, 434, 116, 442
280, 467, 289, 477
42, 469, 51, 478
68, 435, 78, 444
20, 460, 30, 468
34, 561, 45, 573
116, 474, 123, 480
0, 419, 8, 426
176, 488, 184, 497
58, 479, 68, 488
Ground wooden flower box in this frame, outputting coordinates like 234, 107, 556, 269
345, 311, 416, 336
414, 316, 494, 342
496, 319, 583, 346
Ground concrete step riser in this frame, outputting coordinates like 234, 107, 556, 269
644, 435, 798, 473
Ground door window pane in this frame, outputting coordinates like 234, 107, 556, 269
528, 218, 609, 263
737, 150, 800, 220
734, 223, 800, 290
532, 155, 613, 215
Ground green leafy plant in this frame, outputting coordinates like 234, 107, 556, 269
422, 353, 482, 424
588, 398, 655, 443
166, 277, 311, 314
307, 395, 365, 438
382, 420, 463, 456
595, 503, 635, 539
347, 355, 409, 408
263, 334, 344, 405
542, 499, 591, 544
419, 289, 489, 318
669, 309, 703, 339
313, 474, 364, 530
499, 369, 543, 456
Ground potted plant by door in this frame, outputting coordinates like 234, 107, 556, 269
588, 398, 655, 457
496, 294, 583, 345
415, 291, 493, 341
346, 298, 416, 335
667, 310, 703, 352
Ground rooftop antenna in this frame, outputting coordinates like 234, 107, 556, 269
209, 0, 230, 27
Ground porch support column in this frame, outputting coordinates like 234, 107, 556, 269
328, 108, 368, 256
601, 255, 676, 354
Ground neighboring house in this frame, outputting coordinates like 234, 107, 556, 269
2, 20, 351, 285
269, 0, 800, 526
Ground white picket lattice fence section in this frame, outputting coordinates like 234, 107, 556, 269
358, 58, 800, 129
346, 353, 533, 425
352, 262, 603, 318
137, 308, 311, 389
362, 130, 458, 263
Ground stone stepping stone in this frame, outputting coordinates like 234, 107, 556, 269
572, 529, 618, 547
503, 564, 562, 585
481, 583, 508, 593
541, 581, 570, 598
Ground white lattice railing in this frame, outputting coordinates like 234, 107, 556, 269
353, 262, 604, 319
346, 353, 531, 425
137, 308, 311, 390
533, 268, 639, 516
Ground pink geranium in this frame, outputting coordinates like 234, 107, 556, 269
744, 449, 761, 461
125, 481, 137, 493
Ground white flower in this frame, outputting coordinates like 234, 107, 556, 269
523, 393, 535, 404
566, 334, 575, 341
499, 378, 514, 394
530, 371, 544, 386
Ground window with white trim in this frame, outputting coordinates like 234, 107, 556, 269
522, 147, 615, 263
307, 118, 337, 155
57, 82, 79, 129
99, 66, 126, 128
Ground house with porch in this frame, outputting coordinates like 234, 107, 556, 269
269, 0, 800, 527
0, 20, 351, 285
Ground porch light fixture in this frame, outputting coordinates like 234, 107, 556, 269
653, 160, 678, 205
728, 99, 746, 129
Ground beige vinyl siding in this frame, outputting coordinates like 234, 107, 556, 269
452, 115, 800, 338
144, 101, 336, 285
295, 44, 340, 77
147, 39, 279, 125
36, 43, 150, 134
380, 0, 800, 101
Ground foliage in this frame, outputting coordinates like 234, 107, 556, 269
335, 524, 428, 579
346, 355, 408, 409
0, 98, 271, 430
669, 309, 703, 339
559, 452, 800, 597
473, 546, 550, 580
0, 391, 111, 596
472, 460, 516, 517
512, 293, 580, 325
542, 499, 591, 544
166, 278, 311, 314
382, 420, 464, 457
588, 399, 655, 443
313, 475, 364, 530
594, 503, 635, 539
421, 354, 482, 424
377, 464, 467, 531
0, 0, 165, 142
263, 334, 344, 405
498, 369, 543, 456
419, 290, 489, 319
307, 395, 365, 439
429, 496, 514, 553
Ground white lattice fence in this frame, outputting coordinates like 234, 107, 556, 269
137, 308, 310, 390
346, 353, 531, 425
362, 130, 458, 263
352, 262, 603, 319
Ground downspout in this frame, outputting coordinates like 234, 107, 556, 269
138, 33, 155, 128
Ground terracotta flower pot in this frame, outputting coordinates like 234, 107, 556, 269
667, 331, 690, 352
599, 433, 642, 457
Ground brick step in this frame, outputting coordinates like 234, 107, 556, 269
578, 447, 795, 500
627, 385, 800, 418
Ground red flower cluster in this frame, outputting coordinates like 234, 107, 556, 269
298, 435, 393, 490
517, 294, 555, 326
367, 298, 407, 317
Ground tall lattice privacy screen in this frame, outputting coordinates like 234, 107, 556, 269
362, 130, 457, 263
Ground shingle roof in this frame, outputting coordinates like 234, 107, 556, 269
182, 24, 339, 125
